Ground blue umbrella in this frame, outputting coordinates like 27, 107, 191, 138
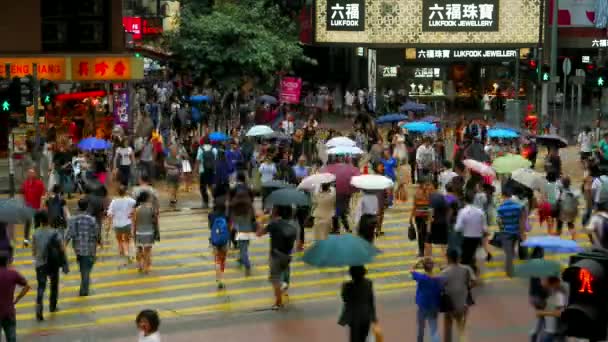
258, 95, 277, 105
488, 128, 519, 139
420, 115, 440, 123
521, 236, 583, 253
302, 234, 381, 267
399, 101, 427, 113
209, 132, 229, 142
402, 121, 438, 133
77, 137, 111, 151
493, 122, 521, 133
190, 95, 212, 103
375, 113, 408, 125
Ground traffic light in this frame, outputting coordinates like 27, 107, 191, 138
39, 79, 56, 105
0, 78, 10, 112
527, 59, 538, 80
561, 251, 608, 341
541, 64, 550, 82
19, 75, 33, 107
598, 68, 608, 88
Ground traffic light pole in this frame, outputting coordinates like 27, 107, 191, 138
5, 63, 14, 198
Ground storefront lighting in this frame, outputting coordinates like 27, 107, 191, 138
55, 90, 107, 101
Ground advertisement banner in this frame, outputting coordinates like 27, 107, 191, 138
71, 57, 133, 81
112, 84, 129, 129
279, 77, 303, 104
315, 0, 541, 46
0, 58, 66, 80
368, 49, 377, 111
549, 0, 595, 27
422, 0, 499, 32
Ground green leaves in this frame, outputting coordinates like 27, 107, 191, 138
167, 0, 308, 88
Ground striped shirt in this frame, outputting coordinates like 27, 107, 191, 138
496, 199, 523, 235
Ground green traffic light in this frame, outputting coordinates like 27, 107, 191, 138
44, 95, 51, 104
135, 53, 142, 58
542, 73, 550, 81
2, 100, 9, 111
599, 77, 605, 87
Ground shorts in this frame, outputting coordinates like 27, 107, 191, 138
114, 224, 131, 235
427, 222, 448, 245
580, 151, 592, 160
135, 234, 154, 247
269, 252, 291, 283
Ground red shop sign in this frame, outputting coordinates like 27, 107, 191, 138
123, 17, 163, 41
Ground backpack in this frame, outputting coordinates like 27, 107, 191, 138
46, 233, 65, 271
418, 148, 434, 169
210, 216, 230, 247
559, 190, 579, 216
202, 147, 216, 172
545, 182, 559, 206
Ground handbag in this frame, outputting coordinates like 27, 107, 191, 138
407, 222, 416, 241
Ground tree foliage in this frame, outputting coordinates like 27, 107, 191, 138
167, 0, 308, 88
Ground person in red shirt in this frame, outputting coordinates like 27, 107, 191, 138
20, 169, 45, 246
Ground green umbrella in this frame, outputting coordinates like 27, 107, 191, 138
264, 188, 310, 207
492, 154, 532, 174
302, 234, 380, 267
514, 259, 561, 278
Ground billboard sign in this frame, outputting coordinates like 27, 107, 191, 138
314, 0, 541, 46
422, 0, 499, 32
549, 0, 595, 27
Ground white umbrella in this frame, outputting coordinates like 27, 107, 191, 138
351, 175, 394, 190
511, 168, 547, 191
326, 136, 356, 148
327, 146, 364, 155
246, 125, 274, 137
463, 159, 496, 178
298, 173, 336, 191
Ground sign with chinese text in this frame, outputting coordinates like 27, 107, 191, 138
113, 83, 129, 129
422, 0, 499, 32
410, 48, 517, 59
591, 39, 608, 48
382, 66, 399, 77
315, 0, 540, 46
368, 49, 376, 111
414, 68, 441, 78
71, 57, 132, 81
279, 77, 303, 104
123, 17, 164, 41
123, 17, 142, 40
326, 0, 365, 31
0, 58, 66, 80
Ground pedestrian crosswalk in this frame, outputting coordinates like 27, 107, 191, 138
10, 203, 588, 337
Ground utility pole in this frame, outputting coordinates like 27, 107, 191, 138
5, 63, 14, 197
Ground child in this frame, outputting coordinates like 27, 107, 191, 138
411, 258, 441, 342
556, 177, 579, 240
536, 277, 566, 342
136, 309, 161, 342
209, 203, 231, 289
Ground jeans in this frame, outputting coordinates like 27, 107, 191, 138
35, 265, 59, 312
332, 194, 351, 232
417, 308, 440, 342
118, 165, 131, 186
0, 318, 16, 342
238, 240, 251, 269
461, 237, 482, 274
503, 234, 527, 277
540, 333, 565, 342
77, 255, 95, 296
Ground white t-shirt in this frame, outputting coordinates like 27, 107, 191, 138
544, 290, 566, 334
416, 145, 435, 169
281, 120, 294, 135
438, 170, 458, 193
116, 147, 133, 166
259, 163, 277, 183
139, 331, 161, 342
578, 132, 593, 153
107, 196, 136, 228
586, 212, 608, 248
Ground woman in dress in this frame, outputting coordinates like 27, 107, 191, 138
107, 186, 136, 266
133, 192, 158, 274
178, 140, 193, 192
164, 145, 182, 208
312, 182, 336, 241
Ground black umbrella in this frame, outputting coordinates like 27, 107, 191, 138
536, 134, 568, 148
264, 188, 310, 207
0, 199, 35, 224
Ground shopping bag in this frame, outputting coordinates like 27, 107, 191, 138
407, 222, 416, 241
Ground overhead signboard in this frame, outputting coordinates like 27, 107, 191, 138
381, 66, 399, 77
71, 57, 133, 81
549, 0, 596, 27
315, 0, 541, 46
326, 0, 365, 31
406, 48, 518, 60
0, 58, 66, 80
422, 0, 499, 32
414, 68, 441, 78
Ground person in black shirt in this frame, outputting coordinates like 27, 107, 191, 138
256, 205, 297, 310
52, 145, 73, 197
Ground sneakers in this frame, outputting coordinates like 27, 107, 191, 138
23, 239, 30, 247
280, 282, 289, 292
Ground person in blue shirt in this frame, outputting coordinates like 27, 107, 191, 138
225, 140, 243, 183
381, 149, 397, 208
496, 191, 526, 277
411, 257, 441, 342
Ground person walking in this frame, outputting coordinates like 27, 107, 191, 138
209, 202, 230, 288
230, 184, 256, 276
45, 185, 70, 230
65, 199, 100, 296
0, 254, 30, 342
133, 192, 158, 274
411, 177, 433, 257
196, 138, 218, 209
31, 211, 66, 321
256, 205, 297, 310
113, 140, 135, 187
164, 145, 182, 208
311, 182, 336, 241
411, 258, 441, 342
454, 192, 488, 276
21, 168, 45, 246
259, 156, 278, 203
338, 266, 378, 342
440, 249, 476, 342
107, 186, 137, 267
496, 190, 526, 277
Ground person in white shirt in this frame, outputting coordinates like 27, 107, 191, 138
107, 186, 137, 265
536, 277, 566, 341
136, 309, 161, 342
114, 140, 135, 187
454, 193, 487, 275
280, 114, 295, 135
344, 90, 355, 117
438, 161, 458, 194
416, 137, 436, 181
577, 126, 594, 164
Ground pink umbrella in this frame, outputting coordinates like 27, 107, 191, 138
463, 159, 496, 178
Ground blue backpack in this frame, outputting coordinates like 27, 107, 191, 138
210, 216, 230, 247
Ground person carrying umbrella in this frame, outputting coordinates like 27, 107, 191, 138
311, 181, 336, 242
256, 205, 297, 310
